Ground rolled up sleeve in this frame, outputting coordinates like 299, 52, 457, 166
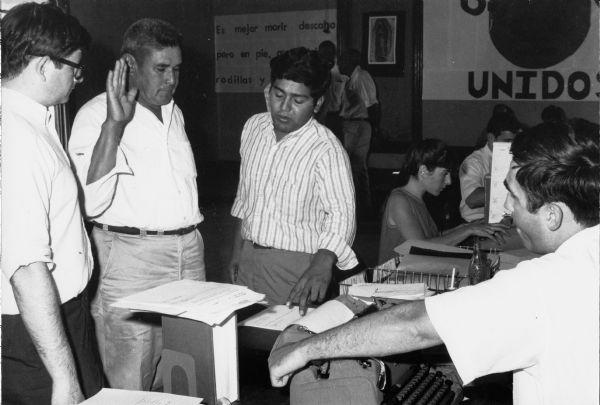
68, 97, 133, 218
1, 128, 53, 279
315, 146, 358, 269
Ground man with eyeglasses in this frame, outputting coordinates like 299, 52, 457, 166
49, 56, 85, 83
1, 3, 104, 404
68, 19, 205, 391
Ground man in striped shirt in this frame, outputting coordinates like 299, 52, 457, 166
230, 47, 358, 315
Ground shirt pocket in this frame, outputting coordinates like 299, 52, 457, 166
168, 137, 197, 178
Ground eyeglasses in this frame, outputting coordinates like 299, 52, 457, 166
52, 56, 85, 83
29, 53, 85, 83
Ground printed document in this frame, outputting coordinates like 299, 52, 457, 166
113, 280, 265, 326
238, 305, 315, 331
81, 388, 202, 404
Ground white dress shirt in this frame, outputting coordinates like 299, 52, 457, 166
426, 225, 599, 405
232, 113, 358, 270
339, 66, 378, 119
459, 146, 492, 222
1, 88, 93, 314
69, 93, 203, 230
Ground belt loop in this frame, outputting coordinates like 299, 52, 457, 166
140, 229, 147, 237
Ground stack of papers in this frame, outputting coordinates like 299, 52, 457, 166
113, 279, 265, 326
348, 283, 430, 300
393, 240, 471, 275
394, 240, 472, 256
238, 305, 314, 331
81, 388, 202, 404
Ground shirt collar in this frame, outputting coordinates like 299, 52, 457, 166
267, 114, 316, 143
2, 87, 51, 129
137, 98, 175, 120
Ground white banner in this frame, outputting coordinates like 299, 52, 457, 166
214, 9, 337, 93
423, 0, 599, 101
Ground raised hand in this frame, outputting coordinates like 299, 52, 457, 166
106, 58, 138, 129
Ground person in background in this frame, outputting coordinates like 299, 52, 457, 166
316, 40, 347, 140
1, 3, 104, 403
459, 111, 521, 222
229, 47, 357, 315
68, 18, 205, 390
379, 139, 509, 263
270, 123, 600, 405
338, 48, 380, 218
541, 104, 567, 124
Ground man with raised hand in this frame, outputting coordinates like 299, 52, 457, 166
69, 18, 205, 390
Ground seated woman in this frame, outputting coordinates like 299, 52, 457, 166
378, 139, 509, 263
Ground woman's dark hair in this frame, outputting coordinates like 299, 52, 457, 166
511, 122, 599, 227
270, 47, 331, 100
397, 139, 452, 186
1, 2, 90, 79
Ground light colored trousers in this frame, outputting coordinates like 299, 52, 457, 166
342, 120, 372, 215
90, 227, 205, 390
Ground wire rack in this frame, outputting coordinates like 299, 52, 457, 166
338, 258, 468, 295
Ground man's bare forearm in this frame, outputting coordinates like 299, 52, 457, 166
269, 300, 443, 385
11, 262, 82, 398
86, 120, 126, 185
297, 300, 441, 361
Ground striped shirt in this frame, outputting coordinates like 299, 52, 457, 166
231, 112, 358, 270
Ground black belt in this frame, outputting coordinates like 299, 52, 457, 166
252, 242, 272, 249
92, 222, 198, 236
344, 117, 369, 122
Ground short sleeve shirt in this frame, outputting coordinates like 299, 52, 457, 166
1, 88, 93, 314
425, 225, 600, 405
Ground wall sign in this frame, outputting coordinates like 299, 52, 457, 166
214, 9, 337, 93
362, 11, 405, 77
423, 0, 599, 101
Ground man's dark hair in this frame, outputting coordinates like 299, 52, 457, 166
541, 105, 567, 124
317, 40, 336, 69
568, 117, 599, 149
120, 18, 182, 60
511, 122, 599, 227
397, 139, 452, 186
1, 2, 90, 79
486, 111, 521, 138
270, 47, 331, 100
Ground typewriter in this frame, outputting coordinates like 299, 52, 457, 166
382, 364, 463, 405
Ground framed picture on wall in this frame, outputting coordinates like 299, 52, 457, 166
362, 11, 405, 76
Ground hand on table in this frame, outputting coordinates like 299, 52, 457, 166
269, 340, 307, 388
466, 221, 510, 245
286, 250, 335, 316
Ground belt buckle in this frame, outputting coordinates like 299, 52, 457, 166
140, 229, 147, 237
156, 230, 165, 236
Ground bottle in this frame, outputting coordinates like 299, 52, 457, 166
468, 238, 488, 285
